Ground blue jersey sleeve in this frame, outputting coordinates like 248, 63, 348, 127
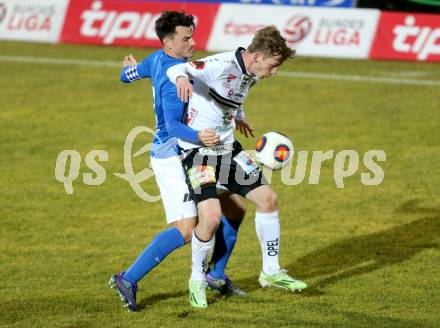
120, 56, 152, 83
162, 80, 199, 144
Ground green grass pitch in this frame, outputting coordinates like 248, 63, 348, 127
1, 41, 439, 327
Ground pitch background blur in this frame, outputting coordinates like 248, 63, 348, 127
1, 0, 440, 327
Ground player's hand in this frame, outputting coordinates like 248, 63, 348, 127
176, 76, 193, 102
123, 54, 137, 67
235, 119, 255, 138
198, 128, 220, 146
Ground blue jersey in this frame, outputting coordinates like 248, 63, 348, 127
120, 49, 199, 158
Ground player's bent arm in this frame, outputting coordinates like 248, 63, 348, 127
166, 60, 224, 85
235, 106, 254, 138
164, 110, 218, 146
162, 84, 219, 146
164, 111, 199, 144
162, 85, 199, 144
166, 63, 189, 84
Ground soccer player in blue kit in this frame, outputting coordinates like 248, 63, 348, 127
109, 11, 250, 311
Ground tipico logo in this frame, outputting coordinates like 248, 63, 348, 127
393, 15, 440, 61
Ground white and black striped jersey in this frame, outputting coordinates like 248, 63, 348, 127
167, 47, 257, 150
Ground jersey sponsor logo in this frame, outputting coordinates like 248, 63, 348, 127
198, 144, 234, 156
223, 74, 238, 88
190, 60, 206, 70
188, 165, 216, 189
266, 238, 279, 256
227, 74, 237, 82
233, 151, 260, 176
214, 125, 234, 133
186, 107, 198, 125
223, 111, 234, 126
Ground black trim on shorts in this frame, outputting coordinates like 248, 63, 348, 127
180, 141, 267, 205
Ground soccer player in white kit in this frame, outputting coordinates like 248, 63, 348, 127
167, 26, 308, 308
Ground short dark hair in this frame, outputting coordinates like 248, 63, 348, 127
247, 26, 295, 63
155, 11, 195, 42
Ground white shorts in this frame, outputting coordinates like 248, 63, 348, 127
150, 155, 197, 224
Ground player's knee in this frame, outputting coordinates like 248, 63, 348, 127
204, 210, 222, 226
173, 219, 196, 244
209, 220, 221, 237
200, 210, 222, 233
179, 228, 193, 244
257, 190, 278, 212
200, 203, 222, 219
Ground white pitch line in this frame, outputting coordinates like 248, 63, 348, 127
1, 54, 439, 87
278, 71, 440, 87
0, 55, 121, 68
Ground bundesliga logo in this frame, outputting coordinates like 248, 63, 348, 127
283, 15, 312, 45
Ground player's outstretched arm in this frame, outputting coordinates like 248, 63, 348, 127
166, 60, 224, 101
122, 54, 137, 67
120, 55, 151, 83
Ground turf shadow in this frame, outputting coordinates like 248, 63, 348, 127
136, 289, 233, 310
288, 199, 440, 290
234, 199, 439, 294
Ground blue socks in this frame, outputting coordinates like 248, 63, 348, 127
122, 216, 241, 283
123, 227, 185, 284
209, 216, 241, 279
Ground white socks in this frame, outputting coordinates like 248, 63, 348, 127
255, 211, 281, 275
191, 230, 215, 281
